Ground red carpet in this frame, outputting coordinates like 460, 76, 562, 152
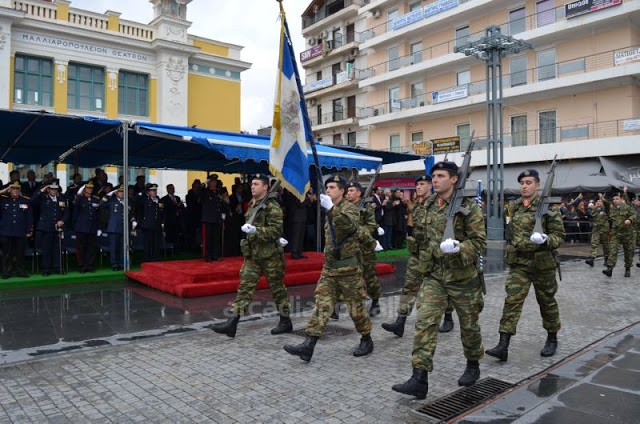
125, 252, 396, 298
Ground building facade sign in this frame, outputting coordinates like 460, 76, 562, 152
623, 118, 640, 131
304, 76, 333, 93
565, 0, 622, 19
614, 47, 640, 65
335, 63, 354, 84
432, 85, 468, 103
424, 0, 459, 19
13, 30, 151, 63
431, 136, 461, 153
412, 141, 432, 156
300, 43, 324, 63
392, 9, 424, 30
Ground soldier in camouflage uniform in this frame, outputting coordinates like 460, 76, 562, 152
486, 169, 565, 363
585, 194, 610, 268
602, 188, 636, 278
393, 161, 486, 400
284, 176, 373, 362
633, 195, 640, 268
346, 181, 383, 317
212, 174, 291, 338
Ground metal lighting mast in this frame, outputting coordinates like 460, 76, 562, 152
455, 26, 532, 240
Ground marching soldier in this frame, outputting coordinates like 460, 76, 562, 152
30, 182, 69, 276
135, 183, 164, 262
100, 186, 126, 270
585, 194, 610, 268
73, 182, 101, 273
346, 181, 383, 317
212, 174, 291, 337
0, 182, 33, 278
284, 176, 373, 362
632, 195, 640, 268
603, 188, 636, 278
486, 169, 565, 363
393, 161, 485, 399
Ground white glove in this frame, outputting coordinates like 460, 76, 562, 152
440, 238, 460, 254
241, 223, 257, 234
221, 213, 226, 220
97, 230, 102, 237
319, 194, 333, 210
107, 189, 117, 197
279, 237, 288, 247
530, 232, 548, 245
377, 227, 385, 236
77, 185, 86, 195
374, 240, 383, 252
132, 221, 138, 229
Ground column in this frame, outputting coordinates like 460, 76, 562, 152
54, 60, 68, 114
106, 69, 119, 119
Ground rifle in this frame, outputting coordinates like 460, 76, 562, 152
442, 133, 475, 242
532, 155, 562, 281
476, 179, 486, 295
246, 179, 281, 226
359, 164, 382, 211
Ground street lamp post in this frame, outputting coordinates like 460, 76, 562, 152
455, 26, 532, 240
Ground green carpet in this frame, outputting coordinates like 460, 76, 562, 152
0, 269, 127, 290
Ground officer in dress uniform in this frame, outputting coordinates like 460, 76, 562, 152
0, 182, 33, 278
100, 186, 126, 270
135, 183, 164, 262
73, 182, 101, 273
30, 182, 69, 276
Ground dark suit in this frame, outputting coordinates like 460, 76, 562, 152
21, 181, 40, 197
0, 194, 33, 276
199, 188, 223, 260
372, 193, 384, 226
135, 194, 164, 262
284, 190, 308, 257
30, 191, 69, 274
185, 188, 202, 250
73, 194, 101, 272
161, 194, 181, 245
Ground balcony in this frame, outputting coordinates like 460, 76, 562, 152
310, 107, 364, 131
303, 67, 360, 98
302, 0, 364, 35
361, 46, 640, 126
300, 31, 362, 67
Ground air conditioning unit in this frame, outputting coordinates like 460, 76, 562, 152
372, 9, 381, 19
308, 38, 316, 46
319, 30, 328, 39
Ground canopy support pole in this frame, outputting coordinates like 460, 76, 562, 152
122, 122, 130, 272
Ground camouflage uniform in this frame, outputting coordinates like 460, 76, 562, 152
399, 196, 428, 316
357, 204, 380, 302
305, 198, 371, 338
234, 197, 290, 316
500, 196, 564, 335
589, 202, 610, 263
607, 202, 636, 269
412, 196, 486, 372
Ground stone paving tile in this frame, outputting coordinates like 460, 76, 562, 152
0, 259, 638, 423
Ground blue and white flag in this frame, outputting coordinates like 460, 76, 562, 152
269, 3, 312, 202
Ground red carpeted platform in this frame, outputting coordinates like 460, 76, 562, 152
125, 252, 395, 298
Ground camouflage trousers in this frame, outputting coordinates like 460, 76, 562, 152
231, 256, 290, 316
608, 232, 635, 268
305, 264, 372, 338
362, 248, 380, 301
398, 255, 453, 317
499, 265, 560, 335
412, 275, 484, 372
589, 228, 610, 262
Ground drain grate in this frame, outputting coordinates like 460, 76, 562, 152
412, 377, 513, 422
291, 325, 354, 338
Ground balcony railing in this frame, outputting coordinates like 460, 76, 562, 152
303, 0, 364, 30
360, 1, 616, 79
303, 67, 360, 94
362, 46, 639, 118
310, 107, 364, 126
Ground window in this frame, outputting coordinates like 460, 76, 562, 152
347, 95, 356, 118
332, 98, 343, 121
537, 48, 556, 81
456, 123, 471, 151
331, 63, 342, 76
539, 110, 556, 144
411, 131, 423, 143
509, 7, 526, 35
118, 71, 149, 116
457, 70, 470, 87
13, 55, 53, 106
333, 134, 343, 145
67, 63, 105, 112
410, 1, 422, 12
347, 131, 356, 147
410, 42, 422, 64
346, 23, 355, 43
410, 82, 423, 107
510, 55, 528, 87
387, 8, 399, 31
455, 26, 469, 48
316, 70, 322, 80
510, 115, 528, 146
536, 0, 555, 28
332, 29, 343, 49
389, 133, 401, 152
388, 46, 399, 71
389, 86, 400, 112
317, 104, 322, 125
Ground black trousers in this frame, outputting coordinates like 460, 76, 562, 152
203, 222, 221, 260
37, 231, 62, 274
288, 220, 306, 256
109, 233, 123, 268
143, 229, 162, 262
1, 236, 26, 275
76, 232, 97, 271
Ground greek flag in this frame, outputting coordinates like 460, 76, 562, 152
269, 3, 312, 202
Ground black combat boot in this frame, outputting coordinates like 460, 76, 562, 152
540, 332, 558, 357
369, 300, 381, 317
283, 336, 318, 362
624, 267, 631, 277
392, 368, 429, 399
458, 360, 480, 386
331, 304, 339, 320
485, 332, 511, 361
602, 266, 613, 277
438, 313, 454, 333
212, 314, 240, 338
381, 315, 407, 337
271, 315, 293, 335
636, 263, 640, 268
353, 335, 374, 357
585, 257, 594, 267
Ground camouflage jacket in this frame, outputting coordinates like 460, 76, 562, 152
357, 203, 377, 250
406, 195, 429, 254
420, 194, 486, 282
324, 198, 360, 265
591, 205, 610, 230
609, 203, 635, 231
242, 197, 283, 260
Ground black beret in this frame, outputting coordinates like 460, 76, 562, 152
431, 161, 458, 175
517, 169, 539, 182
252, 174, 270, 185
325, 175, 347, 189
415, 175, 432, 184
146, 183, 158, 191
611, 191, 624, 198
347, 181, 363, 191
